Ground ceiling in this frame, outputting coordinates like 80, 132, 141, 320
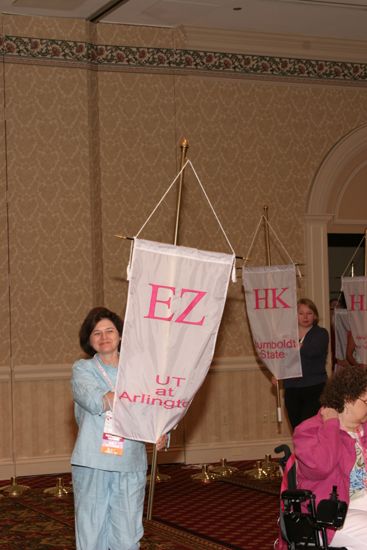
0, 0, 367, 42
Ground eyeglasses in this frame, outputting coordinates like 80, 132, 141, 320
358, 398, 367, 406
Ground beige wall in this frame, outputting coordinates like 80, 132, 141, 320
0, 14, 367, 476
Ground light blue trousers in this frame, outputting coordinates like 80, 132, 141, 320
72, 465, 146, 550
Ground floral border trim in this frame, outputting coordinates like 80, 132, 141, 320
0, 34, 366, 82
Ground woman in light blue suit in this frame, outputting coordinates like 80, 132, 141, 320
71, 306, 165, 550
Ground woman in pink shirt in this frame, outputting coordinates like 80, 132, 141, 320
294, 365, 367, 549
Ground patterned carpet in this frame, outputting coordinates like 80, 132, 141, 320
149, 463, 279, 549
218, 470, 280, 496
0, 462, 280, 549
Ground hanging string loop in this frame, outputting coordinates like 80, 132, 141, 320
132, 160, 237, 282
244, 215, 302, 278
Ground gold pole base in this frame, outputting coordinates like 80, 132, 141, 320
44, 477, 73, 498
261, 454, 282, 479
191, 464, 218, 484
210, 458, 238, 478
1, 477, 30, 497
242, 460, 268, 480
146, 466, 171, 484
242, 455, 281, 481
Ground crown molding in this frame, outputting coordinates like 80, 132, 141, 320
182, 26, 367, 63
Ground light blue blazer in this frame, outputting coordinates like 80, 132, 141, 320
71, 356, 147, 472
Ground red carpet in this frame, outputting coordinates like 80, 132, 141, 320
149, 463, 279, 549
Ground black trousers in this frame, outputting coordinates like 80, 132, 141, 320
284, 382, 326, 430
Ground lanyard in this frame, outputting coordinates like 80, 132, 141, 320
93, 354, 115, 391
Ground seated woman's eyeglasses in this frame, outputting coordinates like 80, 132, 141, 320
358, 398, 367, 405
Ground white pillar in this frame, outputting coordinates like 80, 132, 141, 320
304, 213, 333, 372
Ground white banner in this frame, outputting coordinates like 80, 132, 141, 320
111, 238, 234, 443
242, 264, 302, 379
342, 277, 367, 365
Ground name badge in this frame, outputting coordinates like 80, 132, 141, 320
100, 411, 124, 456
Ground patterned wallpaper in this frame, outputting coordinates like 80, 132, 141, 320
5, 63, 94, 365
0, 15, 367, 365
99, 72, 367, 356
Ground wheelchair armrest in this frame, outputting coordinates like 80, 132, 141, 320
281, 489, 314, 503
316, 497, 348, 528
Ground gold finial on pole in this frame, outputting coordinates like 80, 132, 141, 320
173, 138, 189, 246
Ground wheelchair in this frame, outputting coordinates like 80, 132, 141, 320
274, 444, 348, 550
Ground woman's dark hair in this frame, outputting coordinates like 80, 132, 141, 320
320, 365, 367, 413
79, 306, 123, 357
337, 292, 347, 309
330, 292, 347, 309
297, 298, 319, 325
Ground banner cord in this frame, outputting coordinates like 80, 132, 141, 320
188, 161, 236, 257
133, 159, 237, 281
243, 216, 263, 267
340, 234, 366, 279
135, 160, 189, 239
244, 215, 302, 278
135, 160, 235, 255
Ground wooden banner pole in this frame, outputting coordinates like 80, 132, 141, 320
146, 138, 189, 521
